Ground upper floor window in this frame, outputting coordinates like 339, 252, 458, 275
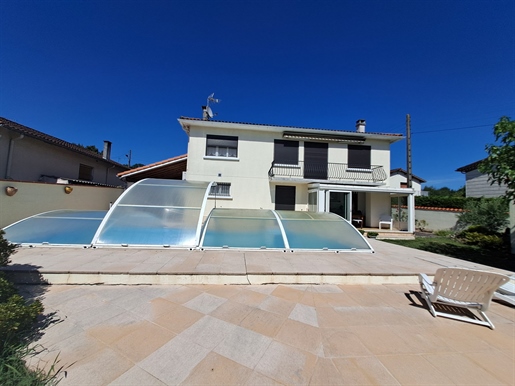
274, 139, 299, 165
206, 135, 238, 158
348, 145, 371, 169
78, 164, 93, 181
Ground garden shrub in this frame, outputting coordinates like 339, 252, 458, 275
0, 273, 44, 351
0, 232, 60, 385
434, 229, 454, 237
456, 232, 504, 250
0, 230, 17, 267
455, 197, 509, 232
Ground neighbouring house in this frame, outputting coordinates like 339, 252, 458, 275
390, 168, 426, 196
175, 115, 416, 232
457, 158, 514, 254
456, 159, 508, 198
117, 154, 187, 184
0, 117, 128, 187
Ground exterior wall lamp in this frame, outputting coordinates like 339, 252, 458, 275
64, 186, 73, 194
5, 186, 18, 196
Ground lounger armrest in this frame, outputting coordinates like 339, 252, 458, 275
418, 273, 434, 295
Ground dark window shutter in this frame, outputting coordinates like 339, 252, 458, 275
304, 142, 328, 179
274, 140, 299, 164
275, 186, 296, 210
348, 145, 371, 169
206, 135, 238, 148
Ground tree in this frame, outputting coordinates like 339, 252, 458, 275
73, 143, 101, 154
422, 185, 465, 197
478, 116, 515, 202
456, 197, 509, 232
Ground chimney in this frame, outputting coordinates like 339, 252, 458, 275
356, 119, 366, 133
103, 140, 112, 160
202, 106, 209, 120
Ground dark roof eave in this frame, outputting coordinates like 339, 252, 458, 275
0, 117, 129, 170
456, 159, 485, 173
178, 117, 404, 142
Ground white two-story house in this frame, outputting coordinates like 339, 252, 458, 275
178, 116, 416, 232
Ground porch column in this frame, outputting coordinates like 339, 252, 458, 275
407, 193, 415, 233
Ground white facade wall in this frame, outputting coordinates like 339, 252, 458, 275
366, 192, 391, 227
465, 169, 508, 198
185, 123, 394, 212
179, 118, 417, 230
186, 127, 278, 210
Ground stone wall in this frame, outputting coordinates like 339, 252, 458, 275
393, 207, 462, 232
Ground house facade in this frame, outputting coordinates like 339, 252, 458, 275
456, 159, 508, 198
0, 117, 127, 187
390, 168, 426, 196
178, 117, 416, 232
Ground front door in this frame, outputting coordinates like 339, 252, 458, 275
304, 142, 328, 179
275, 185, 296, 210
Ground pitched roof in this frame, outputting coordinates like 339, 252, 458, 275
0, 117, 128, 169
456, 159, 484, 173
390, 168, 426, 183
117, 154, 187, 182
179, 117, 404, 139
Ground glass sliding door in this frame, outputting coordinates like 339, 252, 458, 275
326, 191, 351, 220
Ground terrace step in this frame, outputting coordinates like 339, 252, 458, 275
375, 231, 415, 240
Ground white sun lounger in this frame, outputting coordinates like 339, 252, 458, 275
419, 268, 510, 329
493, 276, 515, 306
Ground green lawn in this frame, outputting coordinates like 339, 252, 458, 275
382, 237, 515, 271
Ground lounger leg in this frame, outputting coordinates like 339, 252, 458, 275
479, 310, 495, 330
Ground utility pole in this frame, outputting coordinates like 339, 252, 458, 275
406, 114, 412, 188
126, 150, 132, 168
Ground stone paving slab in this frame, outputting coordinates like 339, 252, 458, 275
22, 283, 515, 386
2, 239, 513, 285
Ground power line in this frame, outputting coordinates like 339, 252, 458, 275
412, 124, 492, 134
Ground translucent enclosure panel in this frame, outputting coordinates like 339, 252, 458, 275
201, 209, 285, 249
95, 206, 201, 246
3, 210, 106, 245
93, 179, 210, 247
277, 211, 372, 250
119, 182, 208, 207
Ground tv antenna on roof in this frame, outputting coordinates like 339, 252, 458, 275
202, 93, 221, 120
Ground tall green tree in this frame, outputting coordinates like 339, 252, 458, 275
478, 116, 515, 202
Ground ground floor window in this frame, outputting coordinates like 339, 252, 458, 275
209, 182, 231, 197
275, 185, 296, 211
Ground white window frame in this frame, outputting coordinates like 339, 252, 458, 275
208, 182, 232, 199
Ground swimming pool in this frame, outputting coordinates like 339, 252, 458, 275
3, 179, 373, 252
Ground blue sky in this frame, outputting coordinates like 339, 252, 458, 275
1, 0, 514, 189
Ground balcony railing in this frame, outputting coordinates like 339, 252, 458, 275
268, 161, 388, 183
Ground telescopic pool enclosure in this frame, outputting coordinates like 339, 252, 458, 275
3, 179, 373, 252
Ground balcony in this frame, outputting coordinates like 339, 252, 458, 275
268, 161, 388, 184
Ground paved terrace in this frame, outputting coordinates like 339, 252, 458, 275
3, 239, 514, 285
2, 240, 515, 385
